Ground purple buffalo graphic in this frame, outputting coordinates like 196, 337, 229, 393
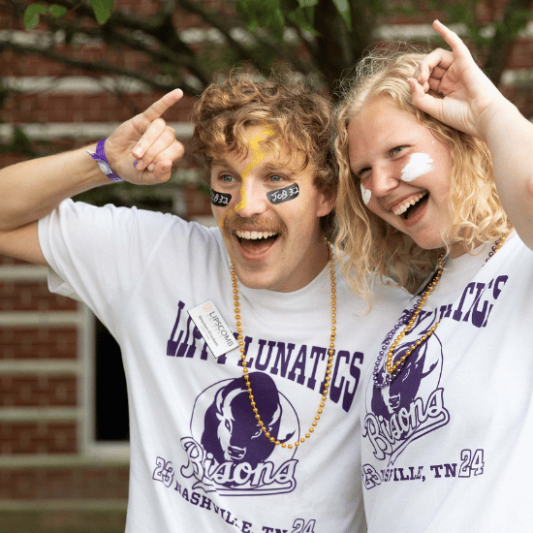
372, 314, 441, 437
201, 372, 294, 469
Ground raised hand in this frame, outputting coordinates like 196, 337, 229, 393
104, 89, 186, 184
409, 20, 504, 140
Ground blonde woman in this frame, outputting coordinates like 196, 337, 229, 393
334, 20, 533, 531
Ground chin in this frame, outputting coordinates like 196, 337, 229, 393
233, 268, 275, 291
410, 230, 449, 252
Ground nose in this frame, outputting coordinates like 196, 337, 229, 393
235, 177, 268, 218
367, 163, 400, 197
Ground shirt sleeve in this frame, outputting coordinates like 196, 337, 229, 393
38, 199, 198, 331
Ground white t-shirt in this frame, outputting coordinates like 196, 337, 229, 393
39, 200, 409, 533
362, 231, 533, 532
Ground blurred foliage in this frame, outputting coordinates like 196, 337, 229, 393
2, 0, 533, 210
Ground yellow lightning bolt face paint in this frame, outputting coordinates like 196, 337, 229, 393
218, 126, 276, 229
235, 126, 275, 211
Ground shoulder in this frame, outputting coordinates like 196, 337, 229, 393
40, 199, 226, 264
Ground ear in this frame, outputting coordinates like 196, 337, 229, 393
316, 187, 336, 218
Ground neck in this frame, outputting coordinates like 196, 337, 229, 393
449, 234, 508, 258
272, 238, 332, 293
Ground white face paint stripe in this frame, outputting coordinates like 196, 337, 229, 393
360, 183, 372, 206
401, 153, 434, 183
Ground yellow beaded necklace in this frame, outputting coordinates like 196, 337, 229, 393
385, 233, 508, 378
230, 241, 336, 450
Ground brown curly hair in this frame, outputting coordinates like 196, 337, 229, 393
190, 71, 336, 232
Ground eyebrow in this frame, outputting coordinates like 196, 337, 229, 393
263, 163, 295, 174
211, 160, 299, 177
210, 161, 240, 174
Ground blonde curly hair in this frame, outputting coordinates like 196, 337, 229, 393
333, 49, 511, 300
190, 71, 336, 232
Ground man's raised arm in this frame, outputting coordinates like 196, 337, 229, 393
0, 89, 185, 265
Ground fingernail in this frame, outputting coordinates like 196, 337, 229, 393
132, 144, 143, 158
133, 161, 139, 168
148, 163, 155, 172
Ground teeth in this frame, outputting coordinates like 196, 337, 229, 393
393, 193, 426, 216
236, 230, 277, 240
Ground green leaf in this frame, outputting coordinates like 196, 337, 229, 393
262, 0, 282, 10
90, 0, 114, 25
238, 0, 318, 40
505, 9, 531, 36
235, 0, 252, 19
270, 7, 286, 40
245, 18, 259, 32
237, 0, 282, 32
12, 127, 34, 156
287, 8, 317, 34
48, 4, 68, 18
280, 0, 300, 15
24, 3, 48, 30
331, 0, 351, 31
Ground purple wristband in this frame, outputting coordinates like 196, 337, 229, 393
87, 138, 124, 183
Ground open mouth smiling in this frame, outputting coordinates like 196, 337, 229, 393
235, 230, 278, 241
235, 230, 280, 252
392, 192, 429, 220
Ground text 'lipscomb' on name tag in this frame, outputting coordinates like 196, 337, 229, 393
188, 300, 239, 358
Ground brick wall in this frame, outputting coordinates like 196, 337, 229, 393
0, 255, 128, 532
0, 4, 217, 529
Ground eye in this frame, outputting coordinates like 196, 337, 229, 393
269, 174, 285, 183
356, 167, 371, 182
220, 173, 235, 183
390, 146, 406, 157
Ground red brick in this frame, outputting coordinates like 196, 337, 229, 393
0, 466, 129, 499
0, 328, 78, 360
0, 281, 77, 312
0, 422, 77, 455
0, 376, 77, 407
1, 92, 195, 125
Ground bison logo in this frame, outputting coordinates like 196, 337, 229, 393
363, 309, 450, 466
180, 373, 300, 496
201, 373, 294, 468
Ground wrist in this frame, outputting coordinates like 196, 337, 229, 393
477, 97, 518, 143
87, 138, 124, 183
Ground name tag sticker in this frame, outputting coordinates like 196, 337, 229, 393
188, 300, 239, 358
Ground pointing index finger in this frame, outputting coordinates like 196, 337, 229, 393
414, 21, 469, 85
142, 88, 184, 122
432, 19, 470, 57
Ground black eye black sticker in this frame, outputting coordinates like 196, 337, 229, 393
210, 189, 232, 207
267, 184, 299, 205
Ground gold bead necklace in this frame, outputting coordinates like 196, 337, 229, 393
385, 253, 444, 375
230, 242, 336, 450
384, 233, 508, 380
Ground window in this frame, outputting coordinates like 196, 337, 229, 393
94, 317, 129, 442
